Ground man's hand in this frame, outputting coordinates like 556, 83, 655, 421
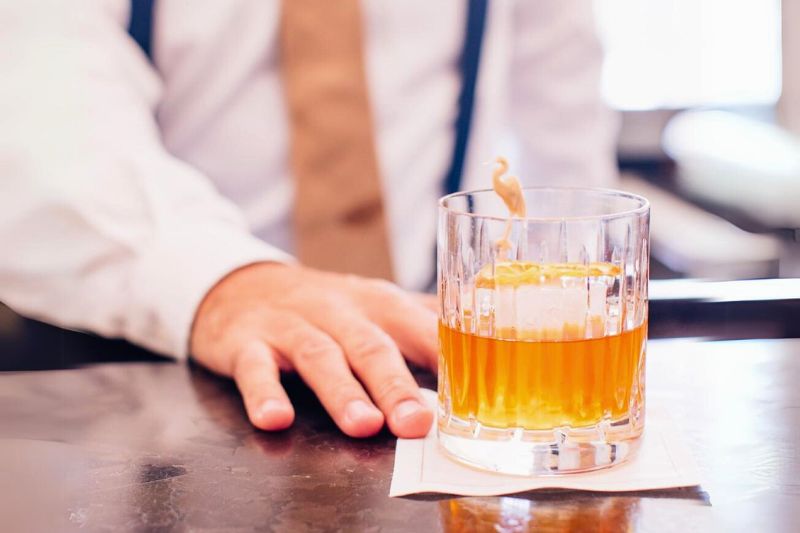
190, 263, 438, 438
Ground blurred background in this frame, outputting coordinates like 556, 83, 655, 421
594, 0, 799, 281
1, 0, 798, 367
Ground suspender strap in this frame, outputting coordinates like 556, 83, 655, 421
444, 0, 488, 195
128, 0, 155, 61
126, 0, 487, 194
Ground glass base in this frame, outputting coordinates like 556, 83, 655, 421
438, 418, 642, 476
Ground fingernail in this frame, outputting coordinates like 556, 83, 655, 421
393, 399, 425, 423
257, 399, 289, 420
345, 400, 380, 424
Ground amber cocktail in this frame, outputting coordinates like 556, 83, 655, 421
438, 188, 650, 475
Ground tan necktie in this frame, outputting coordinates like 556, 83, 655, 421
279, 0, 394, 280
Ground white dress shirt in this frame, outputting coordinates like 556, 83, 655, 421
0, 0, 617, 358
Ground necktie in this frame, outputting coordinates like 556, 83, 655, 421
280, 0, 394, 280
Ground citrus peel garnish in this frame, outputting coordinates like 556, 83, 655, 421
475, 261, 621, 289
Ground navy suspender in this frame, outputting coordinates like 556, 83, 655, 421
127, 0, 155, 60
444, 0, 488, 194
126, 0, 487, 194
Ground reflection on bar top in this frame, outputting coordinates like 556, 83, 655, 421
474, 261, 622, 288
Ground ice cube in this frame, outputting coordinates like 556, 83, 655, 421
491, 282, 589, 340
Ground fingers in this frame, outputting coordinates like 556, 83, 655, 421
304, 308, 433, 438
413, 293, 439, 314
361, 286, 439, 371
232, 340, 295, 431
263, 312, 385, 438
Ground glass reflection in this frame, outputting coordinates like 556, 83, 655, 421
440, 495, 636, 532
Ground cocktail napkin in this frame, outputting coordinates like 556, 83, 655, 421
390, 389, 701, 497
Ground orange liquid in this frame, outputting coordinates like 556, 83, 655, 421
438, 321, 647, 430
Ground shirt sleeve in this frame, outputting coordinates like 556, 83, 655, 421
0, 0, 291, 358
510, 0, 619, 187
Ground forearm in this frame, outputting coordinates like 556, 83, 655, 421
0, 0, 289, 357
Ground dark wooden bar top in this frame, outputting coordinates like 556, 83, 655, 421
2, 284, 800, 531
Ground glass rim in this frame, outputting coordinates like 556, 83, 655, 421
439, 186, 650, 223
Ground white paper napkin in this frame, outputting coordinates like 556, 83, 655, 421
390, 389, 701, 497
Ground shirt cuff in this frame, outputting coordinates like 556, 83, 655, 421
131, 226, 293, 359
